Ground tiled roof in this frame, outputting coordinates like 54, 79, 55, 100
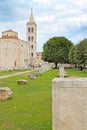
1, 36, 18, 39
2, 29, 18, 34
37, 52, 43, 54
6, 29, 14, 32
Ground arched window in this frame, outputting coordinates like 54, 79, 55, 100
31, 45, 33, 49
28, 28, 30, 32
28, 37, 30, 41
31, 36, 34, 41
32, 28, 34, 32
31, 53, 33, 57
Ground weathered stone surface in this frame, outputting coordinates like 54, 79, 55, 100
52, 78, 87, 130
0, 87, 12, 100
28, 74, 36, 79
17, 79, 28, 84
38, 62, 53, 73
33, 72, 42, 76
58, 65, 67, 77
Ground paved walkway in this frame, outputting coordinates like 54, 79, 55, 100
0, 70, 35, 79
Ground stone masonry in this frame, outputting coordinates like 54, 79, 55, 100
52, 78, 87, 130
0, 87, 12, 100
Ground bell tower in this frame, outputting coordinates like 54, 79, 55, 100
26, 8, 37, 65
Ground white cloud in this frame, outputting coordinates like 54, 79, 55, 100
33, 0, 53, 4
1, 0, 87, 51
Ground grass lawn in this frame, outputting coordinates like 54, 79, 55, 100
0, 69, 57, 130
0, 69, 30, 76
66, 68, 87, 77
0, 68, 87, 130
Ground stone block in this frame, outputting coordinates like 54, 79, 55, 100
0, 87, 12, 100
58, 65, 67, 77
34, 72, 42, 76
52, 78, 87, 130
28, 73, 36, 79
17, 79, 28, 84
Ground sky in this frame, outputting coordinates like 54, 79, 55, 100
0, 0, 87, 51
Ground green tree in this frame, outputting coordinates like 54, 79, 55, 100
42, 36, 73, 68
69, 45, 76, 64
75, 38, 87, 67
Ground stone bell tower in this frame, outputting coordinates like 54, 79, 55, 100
26, 8, 37, 65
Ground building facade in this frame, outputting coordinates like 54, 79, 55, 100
0, 10, 43, 69
0, 30, 29, 69
36, 52, 43, 66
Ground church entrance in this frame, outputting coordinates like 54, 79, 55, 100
14, 61, 17, 67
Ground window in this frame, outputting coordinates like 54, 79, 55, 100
31, 36, 34, 41
32, 28, 34, 32
31, 53, 33, 57
28, 37, 30, 41
28, 28, 30, 32
31, 45, 33, 49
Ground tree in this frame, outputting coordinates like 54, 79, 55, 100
75, 38, 87, 67
42, 36, 73, 68
69, 45, 76, 64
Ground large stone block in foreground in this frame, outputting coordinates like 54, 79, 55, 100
0, 87, 12, 100
52, 78, 87, 130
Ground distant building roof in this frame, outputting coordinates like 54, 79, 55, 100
37, 52, 43, 54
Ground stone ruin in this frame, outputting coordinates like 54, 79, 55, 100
33, 72, 42, 76
17, 79, 28, 85
38, 62, 54, 74
58, 65, 67, 77
52, 78, 87, 130
28, 73, 36, 79
0, 87, 12, 100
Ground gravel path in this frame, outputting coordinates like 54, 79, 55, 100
0, 70, 35, 79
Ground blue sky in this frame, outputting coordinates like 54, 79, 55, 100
0, 0, 87, 51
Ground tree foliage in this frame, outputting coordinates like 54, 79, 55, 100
69, 45, 76, 64
75, 39, 87, 66
42, 36, 73, 67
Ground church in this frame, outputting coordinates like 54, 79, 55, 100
0, 10, 43, 69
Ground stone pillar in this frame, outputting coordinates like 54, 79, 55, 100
58, 65, 65, 77
52, 78, 87, 130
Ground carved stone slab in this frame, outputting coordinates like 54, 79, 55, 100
52, 78, 87, 130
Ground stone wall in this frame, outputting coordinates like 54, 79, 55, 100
39, 62, 54, 73
0, 39, 29, 69
52, 78, 87, 130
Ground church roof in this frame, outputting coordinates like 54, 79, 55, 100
2, 29, 18, 34
1, 29, 18, 39
1, 36, 18, 39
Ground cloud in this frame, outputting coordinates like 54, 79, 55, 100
0, 0, 87, 51
33, 0, 54, 4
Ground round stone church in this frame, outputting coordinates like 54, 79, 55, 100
0, 10, 43, 70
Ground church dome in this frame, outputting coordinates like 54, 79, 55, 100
1, 29, 18, 39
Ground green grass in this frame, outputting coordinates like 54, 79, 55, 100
0, 69, 30, 76
0, 68, 87, 130
66, 68, 87, 77
0, 69, 57, 130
